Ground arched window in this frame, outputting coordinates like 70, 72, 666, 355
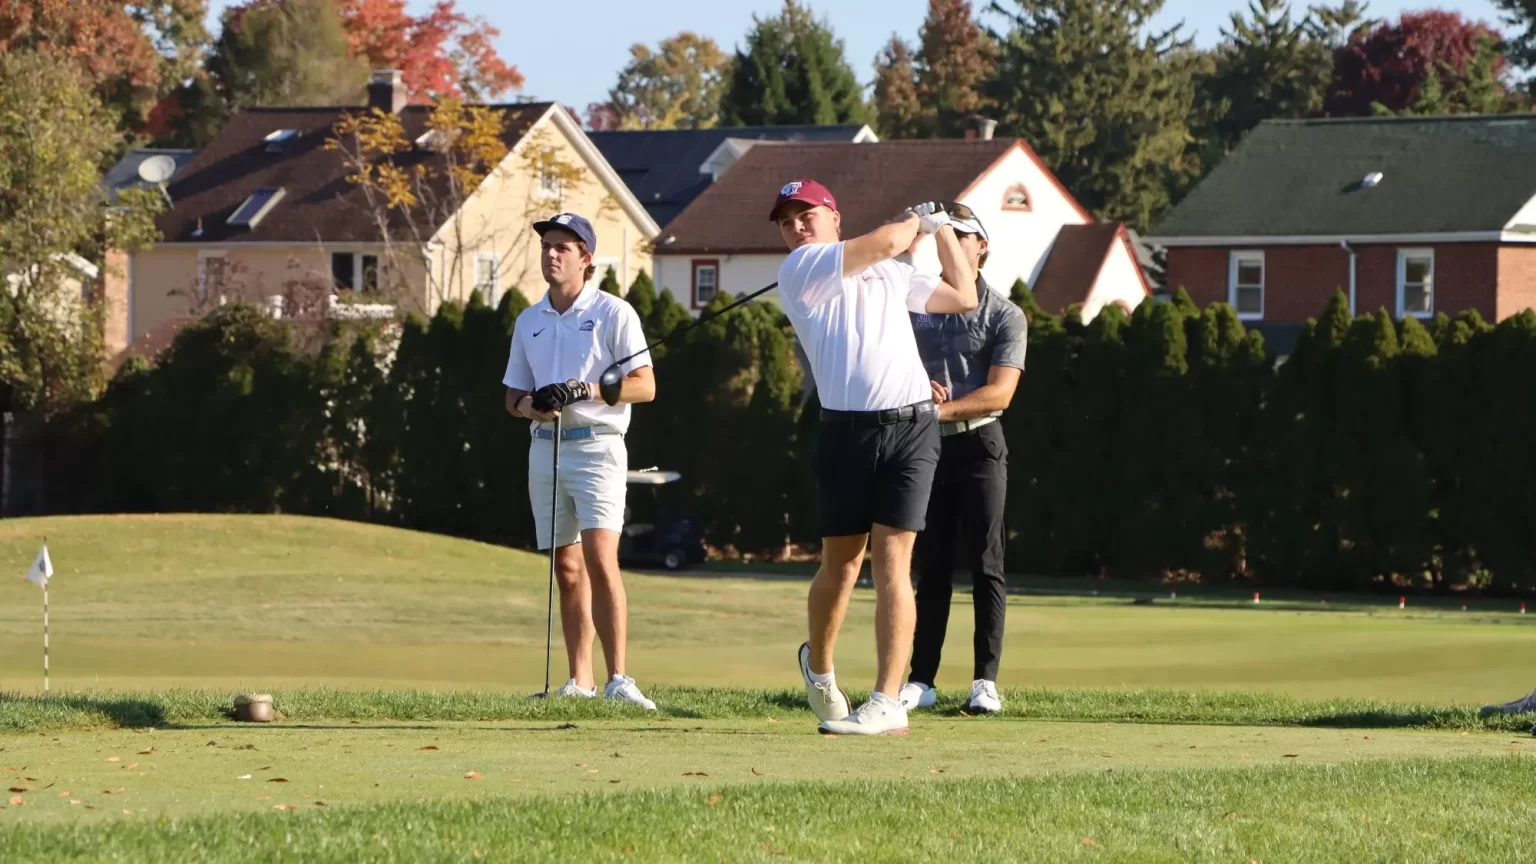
1003, 184, 1030, 211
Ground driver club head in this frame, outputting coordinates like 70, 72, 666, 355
598, 364, 623, 406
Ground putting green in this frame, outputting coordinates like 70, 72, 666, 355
2, 718, 1529, 824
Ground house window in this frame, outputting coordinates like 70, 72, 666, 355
474, 253, 499, 297
538, 151, 562, 200
1003, 184, 1030, 211
197, 250, 227, 296
331, 252, 381, 293
692, 259, 719, 308
1397, 248, 1434, 318
1228, 251, 1264, 319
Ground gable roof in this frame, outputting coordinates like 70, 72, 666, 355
655, 139, 1018, 255
1031, 223, 1123, 314
154, 103, 550, 244
589, 125, 872, 227
1150, 115, 1536, 242
103, 149, 196, 204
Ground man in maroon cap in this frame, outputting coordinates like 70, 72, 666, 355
772, 179, 979, 736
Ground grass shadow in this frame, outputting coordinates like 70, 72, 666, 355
0, 692, 167, 730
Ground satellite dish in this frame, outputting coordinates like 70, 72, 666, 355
137, 155, 177, 185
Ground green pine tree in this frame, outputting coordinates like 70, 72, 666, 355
626, 270, 657, 327
718, 0, 872, 126
598, 265, 621, 296
985, 0, 1200, 228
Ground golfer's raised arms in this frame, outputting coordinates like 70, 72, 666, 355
922, 219, 979, 315
837, 210, 923, 277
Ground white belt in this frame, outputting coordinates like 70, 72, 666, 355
938, 415, 998, 437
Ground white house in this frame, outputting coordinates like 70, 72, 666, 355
650, 130, 1149, 318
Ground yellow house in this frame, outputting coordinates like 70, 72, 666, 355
110, 71, 660, 355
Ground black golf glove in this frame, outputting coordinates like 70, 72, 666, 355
531, 379, 591, 413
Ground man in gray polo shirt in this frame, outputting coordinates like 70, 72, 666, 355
897, 206, 1027, 715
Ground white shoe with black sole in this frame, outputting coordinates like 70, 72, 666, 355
798, 641, 851, 723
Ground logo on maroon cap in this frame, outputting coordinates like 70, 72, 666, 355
770, 179, 837, 221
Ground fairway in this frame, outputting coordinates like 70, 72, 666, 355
3, 514, 1535, 861
1, 515, 1534, 702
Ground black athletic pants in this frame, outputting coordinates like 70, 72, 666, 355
909, 420, 1008, 686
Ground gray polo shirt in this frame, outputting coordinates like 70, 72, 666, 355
909, 277, 1028, 413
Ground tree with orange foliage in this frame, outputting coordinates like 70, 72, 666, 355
335, 0, 523, 102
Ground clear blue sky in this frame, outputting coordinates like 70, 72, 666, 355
208, 0, 1515, 108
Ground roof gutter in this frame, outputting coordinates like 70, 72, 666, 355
1146, 231, 1529, 246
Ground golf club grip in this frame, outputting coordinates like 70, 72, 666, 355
612, 281, 779, 368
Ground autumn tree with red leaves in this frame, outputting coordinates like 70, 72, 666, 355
1325, 10, 1524, 116
335, 0, 523, 102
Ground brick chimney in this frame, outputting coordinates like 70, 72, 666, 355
367, 70, 407, 114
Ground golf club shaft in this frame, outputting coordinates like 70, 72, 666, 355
610, 281, 779, 370
544, 411, 560, 697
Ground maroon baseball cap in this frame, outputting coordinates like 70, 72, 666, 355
769, 179, 838, 221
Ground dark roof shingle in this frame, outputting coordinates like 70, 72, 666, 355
156, 103, 549, 244
589, 125, 868, 227
1151, 115, 1536, 239
1031, 224, 1120, 314
657, 139, 1017, 254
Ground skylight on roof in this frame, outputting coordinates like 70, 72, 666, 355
227, 187, 286, 228
264, 129, 299, 152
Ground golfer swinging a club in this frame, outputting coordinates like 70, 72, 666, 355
773, 180, 978, 735
503, 212, 658, 710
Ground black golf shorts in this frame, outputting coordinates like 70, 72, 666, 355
814, 401, 941, 537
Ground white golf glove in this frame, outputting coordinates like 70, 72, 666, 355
911, 202, 951, 235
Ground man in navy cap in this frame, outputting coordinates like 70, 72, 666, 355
772, 180, 980, 736
502, 212, 658, 709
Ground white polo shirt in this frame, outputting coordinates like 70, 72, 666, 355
502, 283, 650, 433
777, 241, 940, 412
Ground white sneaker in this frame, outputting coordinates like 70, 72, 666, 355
1480, 688, 1536, 717
798, 641, 851, 723
819, 693, 909, 736
967, 679, 1003, 714
604, 676, 657, 711
552, 679, 596, 699
898, 681, 937, 710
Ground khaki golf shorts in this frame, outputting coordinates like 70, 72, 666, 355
528, 433, 628, 549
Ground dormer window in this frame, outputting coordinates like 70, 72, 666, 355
264, 129, 299, 153
227, 187, 286, 228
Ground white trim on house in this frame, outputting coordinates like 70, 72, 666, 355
1395, 247, 1435, 319
542, 106, 662, 239
1228, 250, 1265, 321
1147, 231, 1536, 246
850, 125, 880, 143
1503, 193, 1536, 230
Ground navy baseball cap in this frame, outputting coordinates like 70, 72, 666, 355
533, 212, 597, 253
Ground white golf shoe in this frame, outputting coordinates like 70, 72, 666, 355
799, 641, 851, 723
1479, 687, 1536, 717
604, 675, 658, 711
967, 679, 1004, 714
819, 693, 909, 736
898, 681, 938, 710
552, 679, 596, 699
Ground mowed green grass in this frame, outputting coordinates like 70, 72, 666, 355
2, 514, 1535, 702
3, 515, 1536, 861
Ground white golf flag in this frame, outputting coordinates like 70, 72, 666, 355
25, 543, 52, 588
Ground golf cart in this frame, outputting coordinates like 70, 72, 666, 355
620, 469, 706, 571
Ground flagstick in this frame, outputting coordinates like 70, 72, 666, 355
42, 534, 48, 695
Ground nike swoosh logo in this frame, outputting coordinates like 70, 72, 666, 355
532, 329, 546, 337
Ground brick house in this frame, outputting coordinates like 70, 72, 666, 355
1147, 115, 1536, 348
